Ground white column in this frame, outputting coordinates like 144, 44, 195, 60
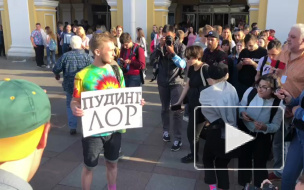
107, 0, 117, 7
134, 0, 147, 38
154, 0, 171, 8
7, 0, 34, 58
60, 4, 71, 24
266, 0, 299, 44
72, 4, 83, 23
123, 0, 136, 40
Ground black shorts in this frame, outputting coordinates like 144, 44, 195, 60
82, 132, 121, 169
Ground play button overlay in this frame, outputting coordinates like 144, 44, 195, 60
225, 123, 254, 154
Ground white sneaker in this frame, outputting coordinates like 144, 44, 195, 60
183, 116, 189, 122
46, 65, 50, 69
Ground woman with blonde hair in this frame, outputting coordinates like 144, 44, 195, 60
110, 27, 117, 37
222, 26, 236, 51
76, 26, 90, 53
45, 26, 57, 68
136, 27, 147, 57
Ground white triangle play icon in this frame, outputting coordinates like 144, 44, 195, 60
225, 123, 255, 154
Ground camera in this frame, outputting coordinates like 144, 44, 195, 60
165, 36, 174, 46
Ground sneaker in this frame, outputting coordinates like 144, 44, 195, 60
268, 172, 281, 181
243, 183, 258, 190
181, 154, 196, 163
70, 129, 77, 135
118, 151, 124, 159
183, 115, 189, 122
163, 131, 170, 142
171, 141, 182, 151
46, 65, 50, 69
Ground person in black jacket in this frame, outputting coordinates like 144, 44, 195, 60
202, 31, 228, 66
152, 25, 186, 151
236, 33, 267, 99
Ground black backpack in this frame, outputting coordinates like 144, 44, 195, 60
111, 65, 122, 86
246, 87, 281, 123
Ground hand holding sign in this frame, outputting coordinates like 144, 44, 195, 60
81, 87, 143, 137
71, 99, 84, 117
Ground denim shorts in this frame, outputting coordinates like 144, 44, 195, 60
82, 132, 121, 169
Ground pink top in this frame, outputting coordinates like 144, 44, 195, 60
187, 33, 196, 47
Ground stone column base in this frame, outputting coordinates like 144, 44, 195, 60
7, 46, 35, 60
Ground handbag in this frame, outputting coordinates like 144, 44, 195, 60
199, 121, 209, 140
198, 64, 209, 140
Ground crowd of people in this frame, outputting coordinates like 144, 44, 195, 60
1, 18, 304, 190
149, 22, 304, 190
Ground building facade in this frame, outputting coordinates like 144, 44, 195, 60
0, 0, 303, 58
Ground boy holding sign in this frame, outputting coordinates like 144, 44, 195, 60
71, 33, 144, 190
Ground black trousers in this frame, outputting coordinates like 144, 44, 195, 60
34, 45, 44, 66
203, 128, 231, 189
57, 39, 62, 56
188, 107, 204, 157
0, 43, 5, 56
238, 130, 272, 187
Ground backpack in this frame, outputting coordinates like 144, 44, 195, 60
246, 87, 281, 123
111, 65, 122, 86
260, 55, 268, 76
129, 44, 146, 85
49, 39, 57, 51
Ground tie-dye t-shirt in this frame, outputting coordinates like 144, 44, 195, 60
73, 64, 126, 137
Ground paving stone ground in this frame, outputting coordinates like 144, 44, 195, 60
0, 57, 280, 190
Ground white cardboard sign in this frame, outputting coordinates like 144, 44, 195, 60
81, 87, 143, 137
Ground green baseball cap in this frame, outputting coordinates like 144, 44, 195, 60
0, 79, 51, 162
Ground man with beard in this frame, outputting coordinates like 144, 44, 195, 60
202, 31, 228, 66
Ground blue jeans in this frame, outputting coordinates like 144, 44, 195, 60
46, 47, 56, 66
273, 118, 291, 177
124, 75, 141, 87
66, 93, 77, 129
281, 129, 304, 189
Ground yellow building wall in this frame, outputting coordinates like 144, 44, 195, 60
110, 7, 118, 29
297, 0, 304, 23
154, 6, 168, 31
249, 5, 259, 28
28, 0, 37, 32
116, 0, 123, 26
146, 0, 155, 44
109, 0, 123, 29
257, 0, 267, 30
1, 0, 11, 54
35, 9, 57, 32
